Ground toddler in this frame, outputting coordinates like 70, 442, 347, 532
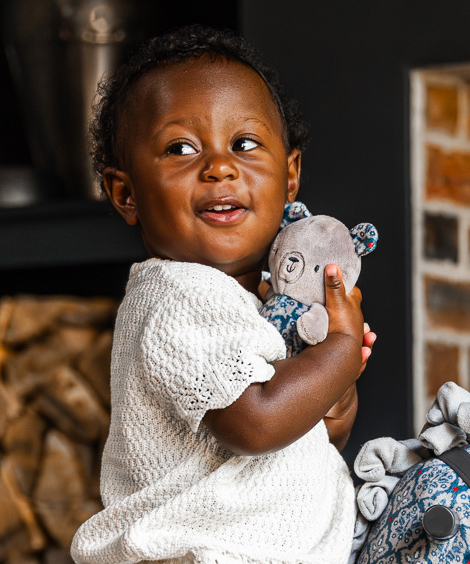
71, 25, 375, 564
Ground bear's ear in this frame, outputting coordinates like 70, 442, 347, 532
280, 202, 312, 230
350, 223, 379, 256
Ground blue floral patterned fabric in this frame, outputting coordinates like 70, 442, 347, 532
280, 201, 312, 230
357, 445, 470, 564
259, 293, 310, 357
350, 223, 379, 257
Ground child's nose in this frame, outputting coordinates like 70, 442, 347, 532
200, 152, 239, 182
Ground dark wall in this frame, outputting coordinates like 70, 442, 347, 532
0, 1, 239, 298
0, 0, 239, 168
241, 0, 470, 462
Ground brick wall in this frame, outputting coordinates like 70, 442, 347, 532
411, 65, 470, 432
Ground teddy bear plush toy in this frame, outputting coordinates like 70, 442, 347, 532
259, 202, 378, 357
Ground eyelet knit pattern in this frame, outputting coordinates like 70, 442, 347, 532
71, 259, 355, 564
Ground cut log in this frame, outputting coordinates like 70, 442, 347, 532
0, 382, 22, 441
1, 296, 66, 346
32, 430, 102, 549
0, 527, 38, 564
2, 296, 117, 347
55, 297, 117, 328
76, 330, 112, 407
5, 545, 41, 564
0, 462, 24, 539
43, 547, 74, 564
0, 456, 46, 551
31, 365, 109, 443
4, 328, 97, 401
3, 410, 46, 495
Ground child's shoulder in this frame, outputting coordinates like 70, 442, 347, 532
128, 259, 256, 305
122, 259, 270, 337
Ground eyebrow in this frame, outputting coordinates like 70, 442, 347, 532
156, 118, 198, 130
242, 117, 273, 133
152, 115, 274, 141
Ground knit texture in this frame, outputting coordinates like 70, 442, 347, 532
71, 259, 355, 564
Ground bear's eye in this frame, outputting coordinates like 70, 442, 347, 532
314, 265, 320, 273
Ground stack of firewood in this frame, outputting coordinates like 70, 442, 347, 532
0, 295, 118, 564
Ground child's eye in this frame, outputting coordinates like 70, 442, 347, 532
167, 142, 197, 156
232, 138, 259, 152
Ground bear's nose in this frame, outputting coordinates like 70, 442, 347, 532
286, 257, 299, 273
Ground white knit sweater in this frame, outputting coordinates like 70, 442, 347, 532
71, 259, 355, 564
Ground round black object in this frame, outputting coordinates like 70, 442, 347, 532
422, 505, 460, 541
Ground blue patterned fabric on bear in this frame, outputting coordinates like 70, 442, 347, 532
350, 223, 379, 256
357, 445, 470, 564
259, 293, 310, 357
279, 201, 312, 230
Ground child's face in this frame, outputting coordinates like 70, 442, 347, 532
104, 57, 301, 278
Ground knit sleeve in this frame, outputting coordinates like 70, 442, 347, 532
140, 263, 286, 432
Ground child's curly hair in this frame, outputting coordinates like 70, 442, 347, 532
90, 24, 309, 192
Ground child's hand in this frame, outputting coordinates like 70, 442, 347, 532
324, 264, 364, 348
320, 265, 367, 450
324, 322, 377, 450
360, 322, 377, 376
324, 383, 358, 451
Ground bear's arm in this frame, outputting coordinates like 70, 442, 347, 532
296, 303, 329, 346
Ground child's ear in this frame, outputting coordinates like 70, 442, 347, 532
286, 149, 301, 203
103, 167, 138, 226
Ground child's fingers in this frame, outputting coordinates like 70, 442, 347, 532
324, 264, 345, 302
358, 347, 371, 377
348, 285, 362, 304
360, 331, 377, 374
325, 264, 364, 340
325, 264, 361, 303
361, 346, 371, 364
363, 331, 377, 349
325, 263, 342, 285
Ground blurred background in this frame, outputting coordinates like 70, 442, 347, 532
3, 0, 470, 561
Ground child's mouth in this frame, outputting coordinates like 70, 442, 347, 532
198, 202, 247, 224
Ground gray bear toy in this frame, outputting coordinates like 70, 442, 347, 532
259, 203, 378, 357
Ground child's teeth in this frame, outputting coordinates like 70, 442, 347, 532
210, 205, 233, 211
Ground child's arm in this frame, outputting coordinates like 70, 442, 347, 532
324, 327, 376, 451
323, 383, 358, 452
203, 264, 364, 456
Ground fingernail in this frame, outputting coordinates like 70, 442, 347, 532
364, 322, 371, 333
326, 264, 337, 277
